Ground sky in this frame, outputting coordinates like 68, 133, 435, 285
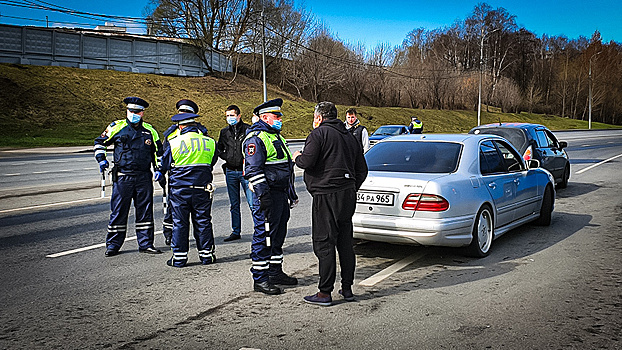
1, 0, 621, 48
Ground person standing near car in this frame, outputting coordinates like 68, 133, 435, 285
408, 116, 423, 134
293, 101, 368, 306
160, 99, 209, 246
344, 108, 370, 152
160, 112, 219, 267
218, 105, 254, 242
244, 98, 299, 295
94, 96, 163, 257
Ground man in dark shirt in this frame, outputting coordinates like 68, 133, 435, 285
217, 105, 254, 242
293, 101, 368, 306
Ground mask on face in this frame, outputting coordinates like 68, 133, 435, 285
226, 116, 238, 125
313, 118, 321, 129
270, 119, 283, 130
128, 112, 142, 124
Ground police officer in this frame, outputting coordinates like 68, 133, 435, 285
408, 116, 423, 134
160, 99, 209, 245
243, 98, 298, 295
344, 108, 370, 152
94, 96, 163, 256
159, 113, 219, 267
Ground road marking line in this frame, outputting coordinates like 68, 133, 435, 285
46, 230, 164, 258
0, 197, 106, 214
358, 251, 427, 287
3, 173, 21, 176
576, 153, 622, 174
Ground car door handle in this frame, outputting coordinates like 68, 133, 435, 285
488, 183, 496, 190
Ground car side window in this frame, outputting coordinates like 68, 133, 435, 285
543, 129, 559, 147
494, 140, 523, 172
480, 141, 506, 175
535, 130, 553, 148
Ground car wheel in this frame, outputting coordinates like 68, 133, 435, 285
467, 205, 494, 258
534, 185, 554, 226
557, 164, 570, 189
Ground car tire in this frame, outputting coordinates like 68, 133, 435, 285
534, 185, 554, 226
557, 164, 570, 189
467, 205, 494, 258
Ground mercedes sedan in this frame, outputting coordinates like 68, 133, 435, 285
352, 133, 556, 257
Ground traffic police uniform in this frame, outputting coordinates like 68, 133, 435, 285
160, 99, 209, 246
409, 117, 423, 134
160, 113, 219, 267
243, 98, 298, 294
94, 97, 163, 256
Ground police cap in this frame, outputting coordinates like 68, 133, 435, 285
123, 96, 149, 111
171, 113, 199, 125
253, 98, 283, 116
176, 99, 199, 114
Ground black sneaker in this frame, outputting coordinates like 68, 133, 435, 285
104, 249, 119, 257
139, 247, 162, 254
269, 272, 298, 285
254, 281, 283, 295
303, 292, 332, 306
339, 289, 355, 302
224, 234, 241, 242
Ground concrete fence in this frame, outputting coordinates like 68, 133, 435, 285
0, 23, 232, 76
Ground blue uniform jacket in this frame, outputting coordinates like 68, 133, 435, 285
243, 120, 297, 201
160, 125, 219, 187
94, 119, 162, 174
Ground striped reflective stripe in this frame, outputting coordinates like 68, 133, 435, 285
94, 145, 106, 150
269, 255, 283, 264
108, 225, 127, 228
252, 261, 269, 270
266, 159, 288, 164
173, 252, 188, 261
136, 222, 153, 229
250, 178, 266, 186
163, 222, 173, 228
95, 150, 106, 156
249, 174, 265, 182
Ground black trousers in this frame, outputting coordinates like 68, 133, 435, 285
311, 188, 357, 294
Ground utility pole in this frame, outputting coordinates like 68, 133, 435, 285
477, 26, 484, 127
261, 1, 267, 102
588, 51, 602, 129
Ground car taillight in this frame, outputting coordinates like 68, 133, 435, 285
402, 194, 449, 211
523, 145, 533, 160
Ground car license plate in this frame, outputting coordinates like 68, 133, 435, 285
357, 192, 394, 206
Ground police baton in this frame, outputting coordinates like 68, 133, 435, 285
100, 170, 106, 198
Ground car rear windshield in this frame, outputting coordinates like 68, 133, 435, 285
365, 141, 462, 173
471, 128, 527, 152
372, 126, 403, 136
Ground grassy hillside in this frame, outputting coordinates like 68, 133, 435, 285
0, 63, 618, 148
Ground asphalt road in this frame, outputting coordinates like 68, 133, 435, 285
0, 130, 621, 349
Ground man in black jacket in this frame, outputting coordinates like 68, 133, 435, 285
293, 101, 368, 306
218, 105, 254, 242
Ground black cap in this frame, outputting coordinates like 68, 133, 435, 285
176, 99, 199, 113
253, 98, 283, 116
123, 96, 149, 110
171, 113, 199, 124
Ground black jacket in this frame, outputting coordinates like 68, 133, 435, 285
294, 118, 368, 196
218, 121, 250, 171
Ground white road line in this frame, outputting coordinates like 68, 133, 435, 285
46, 230, 164, 258
3, 173, 21, 176
576, 153, 622, 175
358, 252, 427, 287
0, 197, 106, 214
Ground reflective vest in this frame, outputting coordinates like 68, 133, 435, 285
254, 131, 292, 165
169, 131, 216, 167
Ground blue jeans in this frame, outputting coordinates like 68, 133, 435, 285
226, 169, 254, 236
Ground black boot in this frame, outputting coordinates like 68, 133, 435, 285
269, 271, 298, 285
253, 281, 283, 295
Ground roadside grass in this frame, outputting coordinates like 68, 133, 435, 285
0, 63, 618, 148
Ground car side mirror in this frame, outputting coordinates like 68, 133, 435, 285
558, 141, 568, 149
526, 159, 540, 169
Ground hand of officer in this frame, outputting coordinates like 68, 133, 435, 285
154, 170, 164, 182
99, 160, 109, 173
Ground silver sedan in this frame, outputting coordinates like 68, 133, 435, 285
352, 133, 556, 257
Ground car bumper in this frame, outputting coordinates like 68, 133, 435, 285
352, 213, 475, 247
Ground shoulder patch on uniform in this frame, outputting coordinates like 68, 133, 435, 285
109, 121, 116, 127
100, 131, 107, 138
247, 143, 256, 156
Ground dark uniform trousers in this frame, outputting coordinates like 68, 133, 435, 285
107, 172, 155, 250
169, 187, 215, 267
250, 190, 290, 282
311, 188, 357, 294
162, 189, 174, 241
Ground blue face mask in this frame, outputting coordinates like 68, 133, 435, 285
226, 116, 238, 125
128, 113, 142, 124
270, 120, 282, 131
